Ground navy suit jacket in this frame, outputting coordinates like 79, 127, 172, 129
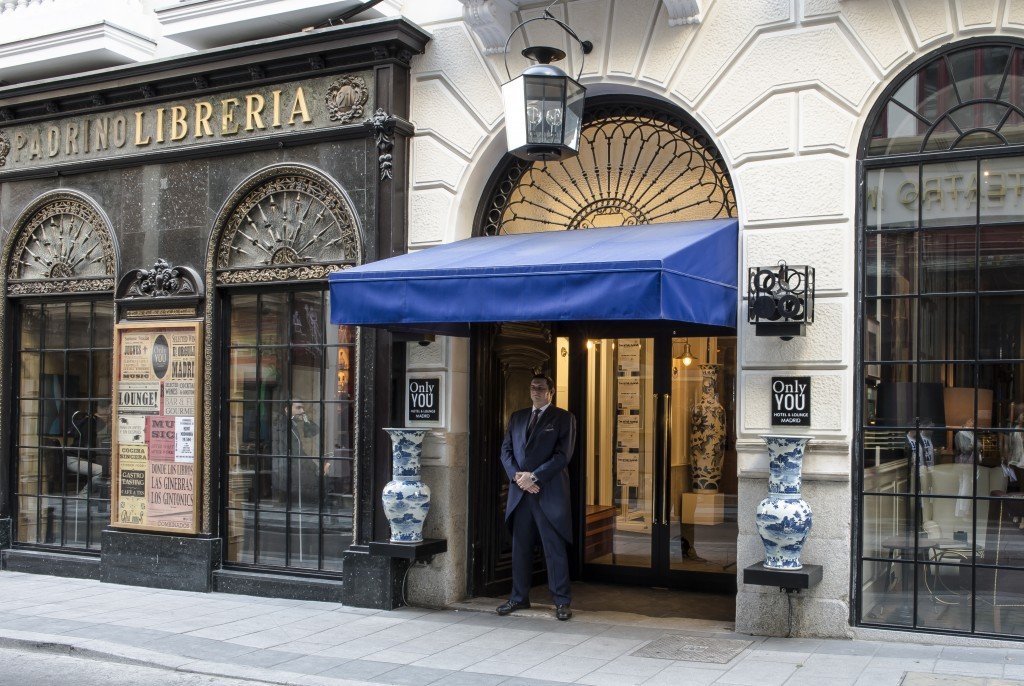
500, 405, 576, 543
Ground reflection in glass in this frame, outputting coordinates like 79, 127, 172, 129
980, 225, 1024, 290
979, 295, 1024, 360
584, 338, 654, 568
229, 294, 258, 347
921, 161, 977, 228
865, 167, 918, 230
223, 289, 354, 572
864, 232, 917, 297
921, 229, 975, 293
669, 337, 737, 575
14, 298, 112, 549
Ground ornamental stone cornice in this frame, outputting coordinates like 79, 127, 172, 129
458, 0, 700, 55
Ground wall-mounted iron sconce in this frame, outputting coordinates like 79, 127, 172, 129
747, 262, 815, 340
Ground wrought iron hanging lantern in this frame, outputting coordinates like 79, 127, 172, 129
747, 261, 815, 339
501, 11, 592, 162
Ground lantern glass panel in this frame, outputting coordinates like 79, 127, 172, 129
524, 76, 567, 146
564, 78, 585, 151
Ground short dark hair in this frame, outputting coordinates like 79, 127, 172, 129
531, 374, 554, 392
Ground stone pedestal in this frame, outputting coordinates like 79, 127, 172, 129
100, 529, 219, 592
341, 545, 410, 609
0, 517, 10, 549
681, 492, 725, 525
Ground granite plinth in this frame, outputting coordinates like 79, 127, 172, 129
368, 538, 447, 560
2, 548, 101, 580
101, 529, 219, 592
213, 569, 345, 602
341, 545, 410, 609
0, 518, 10, 549
743, 562, 823, 591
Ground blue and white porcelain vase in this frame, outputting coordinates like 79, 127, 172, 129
382, 428, 431, 543
755, 435, 813, 570
691, 364, 726, 492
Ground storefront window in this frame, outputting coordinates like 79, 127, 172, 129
14, 300, 114, 549
860, 42, 1024, 638
213, 165, 362, 573
223, 290, 355, 571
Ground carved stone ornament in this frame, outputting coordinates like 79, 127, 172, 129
6, 192, 116, 293
216, 263, 347, 285
7, 278, 114, 295
662, 0, 701, 25
215, 166, 361, 276
364, 108, 396, 181
0, 130, 9, 167
326, 75, 369, 124
118, 258, 202, 301
459, 0, 519, 55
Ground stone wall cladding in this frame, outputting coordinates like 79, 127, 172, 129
407, 0, 1022, 632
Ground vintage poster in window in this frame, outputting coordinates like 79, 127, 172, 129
117, 444, 147, 525
616, 455, 640, 487
617, 339, 641, 374
616, 377, 640, 412
111, 321, 202, 535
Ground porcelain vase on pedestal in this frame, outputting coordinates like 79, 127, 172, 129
755, 435, 813, 569
690, 364, 726, 492
381, 428, 431, 543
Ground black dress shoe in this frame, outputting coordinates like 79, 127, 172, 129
496, 599, 530, 616
555, 604, 572, 621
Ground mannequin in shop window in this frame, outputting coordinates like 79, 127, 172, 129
954, 419, 978, 519
1003, 412, 1024, 491
905, 424, 936, 523
271, 401, 322, 506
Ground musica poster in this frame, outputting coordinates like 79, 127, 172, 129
112, 322, 202, 533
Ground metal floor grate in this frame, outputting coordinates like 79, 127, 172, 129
632, 635, 752, 663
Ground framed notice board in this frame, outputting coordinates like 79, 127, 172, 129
111, 320, 202, 534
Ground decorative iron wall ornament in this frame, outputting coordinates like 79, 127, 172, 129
0, 131, 9, 167
213, 165, 361, 285
4, 190, 117, 294
481, 101, 736, 235
326, 75, 369, 124
118, 259, 202, 300
117, 259, 203, 318
364, 108, 396, 181
747, 262, 815, 339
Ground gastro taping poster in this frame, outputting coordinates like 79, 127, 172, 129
112, 322, 202, 533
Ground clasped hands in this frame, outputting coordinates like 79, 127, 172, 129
514, 471, 540, 493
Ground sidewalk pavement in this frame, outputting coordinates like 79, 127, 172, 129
0, 571, 1023, 686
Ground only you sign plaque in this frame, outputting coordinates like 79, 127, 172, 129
771, 376, 810, 427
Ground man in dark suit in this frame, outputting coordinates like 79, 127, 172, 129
496, 374, 577, 621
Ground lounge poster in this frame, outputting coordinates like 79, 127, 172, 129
111, 321, 202, 534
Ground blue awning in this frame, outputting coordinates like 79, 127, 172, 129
329, 219, 738, 333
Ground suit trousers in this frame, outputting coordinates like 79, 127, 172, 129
511, 493, 571, 605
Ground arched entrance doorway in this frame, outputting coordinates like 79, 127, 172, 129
468, 97, 739, 604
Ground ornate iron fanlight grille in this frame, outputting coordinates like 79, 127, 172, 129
213, 165, 361, 285
482, 102, 736, 236
5, 191, 117, 295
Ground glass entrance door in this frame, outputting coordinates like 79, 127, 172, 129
578, 335, 737, 589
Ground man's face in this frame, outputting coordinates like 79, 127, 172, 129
529, 379, 552, 408
291, 402, 306, 417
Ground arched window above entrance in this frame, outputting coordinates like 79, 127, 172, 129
212, 164, 362, 285
3, 190, 117, 294
480, 100, 736, 236
867, 43, 1024, 157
